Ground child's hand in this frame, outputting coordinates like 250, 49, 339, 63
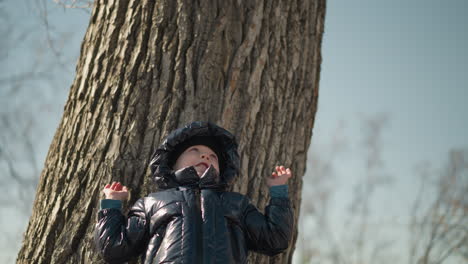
103, 182, 129, 201
267, 166, 293, 187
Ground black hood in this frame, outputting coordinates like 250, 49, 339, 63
149, 121, 240, 190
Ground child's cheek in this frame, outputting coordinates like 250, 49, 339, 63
187, 155, 198, 167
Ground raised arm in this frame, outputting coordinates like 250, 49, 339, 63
94, 183, 149, 263
242, 166, 294, 256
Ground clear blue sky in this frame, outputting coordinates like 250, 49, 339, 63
319, 0, 467, 162
317, 0, 467, 212
1, 0, 467, 263
298, 1, 467, 262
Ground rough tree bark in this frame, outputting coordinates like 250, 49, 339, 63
17, 0, 325, 263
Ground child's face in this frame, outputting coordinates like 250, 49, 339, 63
173, 145, 220, 177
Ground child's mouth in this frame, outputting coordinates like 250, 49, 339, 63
196, 162, 209, 170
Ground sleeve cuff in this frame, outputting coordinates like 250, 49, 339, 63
269, 185, 288, 198
100, 199, 123, 210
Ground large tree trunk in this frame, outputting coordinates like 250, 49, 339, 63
16, 0, 325, 263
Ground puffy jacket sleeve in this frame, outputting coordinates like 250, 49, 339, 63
94, 198, 149, 263
242, 196, 293, 256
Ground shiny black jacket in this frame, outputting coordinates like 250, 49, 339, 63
94, 122, 293, 263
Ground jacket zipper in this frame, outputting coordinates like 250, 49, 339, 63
194, 188, 203, 263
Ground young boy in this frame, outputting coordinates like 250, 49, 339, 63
95, 121, 293, 264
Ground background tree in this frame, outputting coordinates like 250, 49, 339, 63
296, 114, 397, 264
0, 0, 84, 262
408, 150, 468, 264
16, 0, 326, 263
295, 114, 468, 264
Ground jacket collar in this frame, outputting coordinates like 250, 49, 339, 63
174, 165, 225, 190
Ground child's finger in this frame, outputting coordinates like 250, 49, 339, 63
115, 182, 122, 191
272, 172, 278, 178
277, 166, 283, 174
105, 184, 110, 188
110, 182, 117, 190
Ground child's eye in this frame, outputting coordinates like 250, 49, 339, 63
211, 154, 218, 160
